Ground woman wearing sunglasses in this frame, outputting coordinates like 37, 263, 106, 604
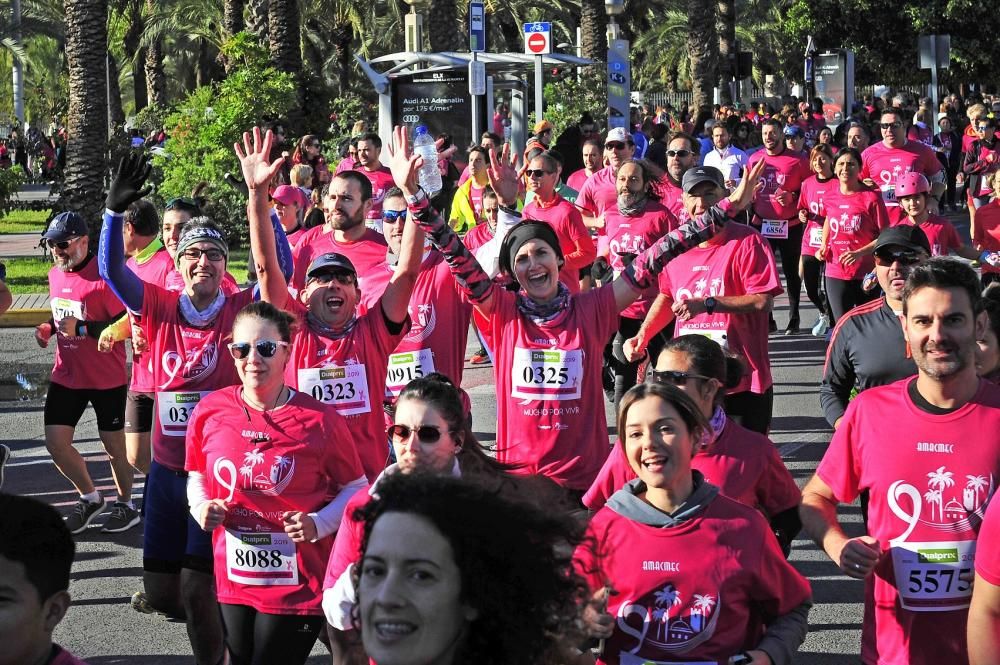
962, 116, 1000, 210
584, 334, 802, 553
292, 134, 331, 187
186, 300, 366, 665
577, 380, 811, 665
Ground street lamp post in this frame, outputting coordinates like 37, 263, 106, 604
401, 0, 431, 58
605, 0, 629, 130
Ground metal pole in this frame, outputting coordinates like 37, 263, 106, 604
534, 54, 543, 123
11, 0, 23, 124
471, 52, 482, 141
930, 35, 939, 136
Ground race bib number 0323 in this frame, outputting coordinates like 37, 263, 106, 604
298, 364, 371, 416
511, 348, 583, 401
157, 391, 208, 436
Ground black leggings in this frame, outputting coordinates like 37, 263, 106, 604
767, 224, 805, 321
220, 603, 324, 665
800, 255, 827, 315
604, 316, 669, 407
824, 275, 872, 325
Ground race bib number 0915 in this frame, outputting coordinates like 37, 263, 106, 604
385, 349, 435, 397
511, 348, 583, 401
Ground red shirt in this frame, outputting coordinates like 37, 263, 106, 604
903, 215, 962, 257
522, 194, 595, 292
817, 377, 1000, 665
48, 257, 127, 391
747, 148, 811, 222
185, 386, 364, 615
290, 226, 388, 294
798, 175, 836, 255
821, 187, 890, 280
973, 200, 1000, 273
566, 168, 594, 193
284, 299, 408, 481
126, 247, 175, 393
604, 200, 678, 319
576, 496, 811, 665
583, 417, 802, 515
463, 222, 494, 254
861, 141, 943, 225
142, 285, 254, 470
976, 493, 1000, 585
658, 224, 783, 394
576, 165, 617, 218
360, 166, 395, 222
489, 285, 619, 489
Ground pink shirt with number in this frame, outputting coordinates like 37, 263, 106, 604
658, 224, 783, 395
490, 285, 619, 490
861, 140, 943, 226
127, 248, 176, 393
747, 148, 811, 222
604, 199, 678, 319
283, 299, 407, 482
48, 257, 127, 391
817, 377, 1000, 665
820, 187, 890, 281
290, 226, 388, 294
142, 285, 254, 471
798, 175, 836, 255
185, 386, 364, 615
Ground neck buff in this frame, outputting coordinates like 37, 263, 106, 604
307, 310, 358, 340
699, 405, 728, 449
515, 281, 571, 323
617, 191, 649, 217
179, 289, 226, 327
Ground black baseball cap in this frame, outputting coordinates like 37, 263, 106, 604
874, 225, 931, 255
306, 253, 357, 279
42, 212, 88, 242
681, 166, 725, 193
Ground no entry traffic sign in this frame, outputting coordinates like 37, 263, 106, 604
524, 22, 551, 55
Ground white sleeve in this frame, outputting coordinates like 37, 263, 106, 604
186, 471, 211, 521
473, 206, 521, 278
308, 475, 367, 541
322, 564, 359, 629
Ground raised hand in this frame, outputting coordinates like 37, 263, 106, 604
106, 153, 153, 213
728, 158, 767, 212
486, 142, 519, 206
386, 125, 422, 197
234, 127, 285, 192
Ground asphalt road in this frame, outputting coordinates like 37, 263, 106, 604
1, 293, 863, 664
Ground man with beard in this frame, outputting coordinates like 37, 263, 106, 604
290, 171, 389, 295
652, 131, 700, 225
703, 123, 748, 192
353, 132, 395, 231
802, 257, 1000, 665
36, 212, 135, 535
577, 127, 636, 229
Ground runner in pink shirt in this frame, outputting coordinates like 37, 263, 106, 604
798, 145, 836, 335
968, 493, 1000, 663
962, 116, 1000, 209
577, 127, 635, 227
651, 131, 700, 226
271, 184, 307, 247
971, 172, 1000, 288
186, 302, 366, 665
566, 138, 603, 192
160, 197, 241, 293
861, 108, 945, 226
351, 133, 395, 230
577, 382, 811, 665
817, 148, 891, 323
802, 258, 1000, 665
896, 172, 979, 260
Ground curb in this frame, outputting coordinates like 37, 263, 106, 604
0, 308, 49, 327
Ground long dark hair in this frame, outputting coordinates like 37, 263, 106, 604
659, 335, 744, 407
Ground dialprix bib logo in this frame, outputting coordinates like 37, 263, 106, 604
917, 548, 959, 564
532, 350, 561, 363
241, 533, 273, 546
174, 393, 201, 404
319, 367, 347, 380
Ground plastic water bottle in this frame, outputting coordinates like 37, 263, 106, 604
412, 125, 442, 194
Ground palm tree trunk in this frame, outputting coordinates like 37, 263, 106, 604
134, 48, 148, 111
224, 0, 245, 37
107, 52, 125, 129
63, 0, 109, 230
687, 0, 717, 110
145, 40, 167, 106
579, 0, 607, 62
247, 0, 269, 41
494, 9, 522, 53
333, 25, 351, 94
268, 0, 303, 133
717, 0, 735, 104
427, 0, 463, 52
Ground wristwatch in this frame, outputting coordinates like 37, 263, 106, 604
404, 188, 427, 206
704, 296, 717, 315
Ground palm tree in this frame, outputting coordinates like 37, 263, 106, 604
578, 0, 606, 62
653, 583, 682, 635
268, 0, 302, 131
686, 0, 716, 110
716, 0, 734, 103
927, 466, 955, 492
62, 0, 109, 228
965, 475, 989, 511
223, 0, 244, 38
247, 0, 267, 39
427, 0, 463, 52
924, 488, 942, 521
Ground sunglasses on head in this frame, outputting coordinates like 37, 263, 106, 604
605, 141, 629, 150
667, 149, 693, 158
180, 247, 226, 262
309, 270, 356, 286
525, 168, 553, 178
647, 369, 712, 386
46, 236, 80, 250
874, 249, 921, 266
386, 423, 455, 444
165, 197, 200, 212
880, 121, 903, 130
382, 209, 407, 222
227, 339, 289, 360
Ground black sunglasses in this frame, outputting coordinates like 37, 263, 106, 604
874, 249, 921, 266
605, 141, 630, 150
667, 149, 693, 158
309, 271, 357, 286
227, 340, 289, 360
647, 369, 713, 386
382, 209, 407, 222
525, 169, 553, 178
386, 424, 455, 444
880, 122, 903, 130
46, 236, 80, 250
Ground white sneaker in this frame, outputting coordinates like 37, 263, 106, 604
811, 314, 830, 337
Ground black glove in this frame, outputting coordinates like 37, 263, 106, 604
591, 256, 612, 282
105, 153, 153, 213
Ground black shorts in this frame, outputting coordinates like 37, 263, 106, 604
44, 382, 127, 431
124, 391, 155, 434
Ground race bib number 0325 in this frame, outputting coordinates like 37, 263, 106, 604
157, 391, 208, 436
511, 348, 583, 401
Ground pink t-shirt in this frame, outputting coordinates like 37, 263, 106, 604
658, 224, 783, 394
50, 645, 89, 665
575, 165, 617, 218
975, 492, 1000, 585
463, 222, 494, 254
142, 285, 254, 470
322, 483, 370, 590
285, 225, 307, 248
360, 166, 395, 222
902, 215, 962, 257
127, 248, 176, 393
185, 386, 364, 615
604, 200, 678, 319
522, 194, 595, 293
164, 268, 240, 294
48, 257, 127, 391
284, 299, 408, 481
575, 496, 812, 665
861, 140, 944, 225
820, 187, 890, 280
290, 226, 388, 294
566, 168, 594, 193
583, 417, 801, 514
972, 201, 1000, 274
747, 148, 812, 222
817, 377, 1000, 665
798, 175, 836, 254
653, 178, 691, 226
490, 285, 619, 489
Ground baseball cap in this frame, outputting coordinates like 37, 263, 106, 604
783, 125, 805, 138
873, 225, 931, 255
306, 253, 357, 279
272, 185, 305, 208
681, 166, 725, 193
605, 127, 632, 144
533, 119, 554, 134
42, 212, 88, 241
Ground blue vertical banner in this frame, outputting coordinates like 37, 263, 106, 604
607, 39, 630, 130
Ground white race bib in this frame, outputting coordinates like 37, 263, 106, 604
619, 655, 714, 665
157, 391, 208, 436
890, 539, 975, 611
809, 226, 824, 248
511, 348, 583, 401
225, 530, 298, 586
51, 297, 83, 321
385, 348, 436, 397
760, 219, 789, 239
678, 324, 729, 349
298, 365, 371, 416
881, 184, 898, 205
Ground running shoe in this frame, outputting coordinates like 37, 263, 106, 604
131, 591, 157, 615
811, 314, 830, 337
0, 443, 9, 489
783, 317, 800, 336
469, 349, 490, 365
65, 496, 107, 535
101, 502, 141, 533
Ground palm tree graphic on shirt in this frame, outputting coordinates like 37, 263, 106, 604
965, 475, 989, 511
924, 466, 955, 520
653, 584, 682, 640
240, 450, 265, 489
